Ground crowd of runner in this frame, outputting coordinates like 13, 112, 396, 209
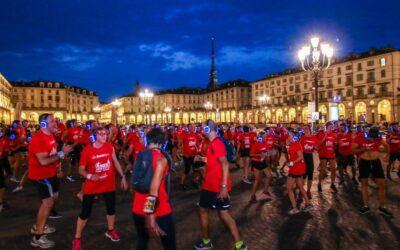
0, 113, 399, 250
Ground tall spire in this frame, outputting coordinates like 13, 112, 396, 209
134, 80, 141, 96
208, 37, 218, 90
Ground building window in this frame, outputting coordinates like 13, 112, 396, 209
357, 74, 363, 81
346, 65, 352, 70
367, 60, 374, 66
277, 88, 281, 93
337, 67, 341, 74
48, 96, 52, 101
338, 77, 342, 84
289, 86, 294, 91
368, 86, 375, 95
303, 74, 308, 80
380, 58, 386, 67
327, 69, 333, 74
367, 71, 375, 82
357, 63, 362, 71
304, 83, 307, 90
381, 70, 386, 78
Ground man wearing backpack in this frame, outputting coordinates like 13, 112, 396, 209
194, 120, 249, 250
131, 128, 176, 250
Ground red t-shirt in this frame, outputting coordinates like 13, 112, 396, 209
288, 142, 306, 175
233, 131, 242, 147
80, 143, 116, 195
79, 128, 91, 146
300, 135, 318, 153
13, 127, 26, 146
250, 141, 268, 161
265, 134, 276, 150
182, 132, 198, 157
354, 136, 382, 152
239, 132, 255, 150
0, 137, 10, 159
388, 133, 400, 153
132, 150, 172, 217
202, 138, 231, 192
132, 140, 145, 160
28, 130, 58, 180
66, 127, 80, 144
317, 132, 337, 158
337, 133, 353, 156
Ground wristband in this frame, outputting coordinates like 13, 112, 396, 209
288, 161, 294, 167
86, 174, 93, 180
221, 184, 227, 189
57, 151, 65, 159
143, 195, 158, 214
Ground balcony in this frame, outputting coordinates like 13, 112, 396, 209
367, 77, 376, 83
354, 94, 367, 100
326, 83, 334, 89
376, 92, 391, 98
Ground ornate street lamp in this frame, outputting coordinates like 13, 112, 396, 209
139, 89, 154, 125
204, 101, 213, 120
298, 37, 333, 121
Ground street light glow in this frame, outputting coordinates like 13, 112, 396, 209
111, 99, 122, 106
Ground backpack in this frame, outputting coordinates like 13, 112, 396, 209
211, 136, 236, 163
131, 148, 173, 195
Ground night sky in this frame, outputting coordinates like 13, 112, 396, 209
1, 0, 399, 102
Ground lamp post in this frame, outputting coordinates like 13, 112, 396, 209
258, 95, 270, 123
111, 99, 122, 125
204, 101, 213, 120
139, 89, 154, 125
93, 105, 101, 121
298, 37, 334, 122
164, 107, 171, 124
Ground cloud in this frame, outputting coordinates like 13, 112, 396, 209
139, 43, 208, 71
45, 44, 116, 71
139, 42, 289, 71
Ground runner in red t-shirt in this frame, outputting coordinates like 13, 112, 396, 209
29, 113, 73, 248
238, 126, 255, 184
317, 122, 338, 193
62, 119, 81, 182
194, 120, 249, 250
8, 120, 27, 183
0, 129, 11, 211
72, 127, 127, 249
386, 122, 400, 179
285, 129, 312, 215
131, 127, 176, 250
249, 133, 273, 203
300, 125, 319, 198
179, 124, 199, 190
352, 126, 392, 217
337, 124, 357, 184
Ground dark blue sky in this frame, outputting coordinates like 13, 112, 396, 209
1, 0, 399, 102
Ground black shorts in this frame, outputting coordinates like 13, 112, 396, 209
288, 174, 304, 179
303, 153, 314, 180
240, 148, 250, 157
70, 148, 81, 165
198, 190, 230, 210
183, 156, 195, 175
359, 159, 385, 179
32, 176, 60, 199
193, 161, 206, 170
337, 154, 355, 167
389, 152, 400, 162
251, 160, 266, 170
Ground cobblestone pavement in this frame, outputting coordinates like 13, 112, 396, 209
1, 155, 400, 250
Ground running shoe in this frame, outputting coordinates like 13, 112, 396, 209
359, 206, 371, 215
288, 208, 300, 215
105, 229, 120, 242
66, 176, 77, 183
249, 195, 257, 204
303, 204, 313, 212
31, 224, 56, 234
378, 207, 393, 217
12, 185, 23, 193
235, 244, 249, 250
261, 190, 274, 199
330, 184, 338, 193
30, 235, 55, 249
48, 210, 62, 219
9, 176, 20, 183
72, 239, 81, 250
242, 178, 252, 185
194, 239, 214, 250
